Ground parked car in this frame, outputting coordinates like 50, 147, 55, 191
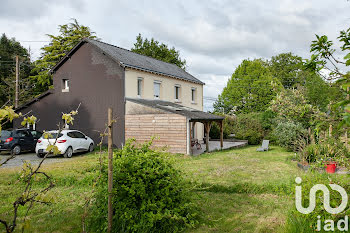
0, 129, 43, 155
35, 130, 94, 158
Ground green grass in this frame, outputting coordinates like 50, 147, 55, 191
0, 146, 344, 232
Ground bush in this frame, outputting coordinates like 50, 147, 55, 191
209, 115, 235, 139
299, 137, 349, 165
88, 139, 197, 233
232, 113, 265, 145
271, 121, 308, 151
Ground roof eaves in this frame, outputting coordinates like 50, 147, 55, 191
15, 89, 53, 112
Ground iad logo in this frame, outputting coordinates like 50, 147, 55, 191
295, 177, 349, 231
295, 177, 348, 214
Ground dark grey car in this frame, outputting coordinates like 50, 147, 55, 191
0, 129, 42, 155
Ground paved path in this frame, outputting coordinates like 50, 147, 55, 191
192, 140, 248, 156
0, 152, 71, 168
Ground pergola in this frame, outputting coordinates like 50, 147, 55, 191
189, 117, 224, 155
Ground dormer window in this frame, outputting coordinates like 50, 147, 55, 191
62, 79, 69, 92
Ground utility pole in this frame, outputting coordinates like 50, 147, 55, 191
107, 108, 114, 233
15, 55, 19, 108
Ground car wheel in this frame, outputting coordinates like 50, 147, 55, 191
88, 143, 94, 152
36, 153, 44, 158
11, 145, 21, 155
63, 147, 73, 158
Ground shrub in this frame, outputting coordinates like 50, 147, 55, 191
299, 137, 349, 166
271, 121, 308, 151
88, 139, 197, 233
209, 115, 235, 139
232, 113, 265, 145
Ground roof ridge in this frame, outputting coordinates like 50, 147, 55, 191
87, 38, 189, 72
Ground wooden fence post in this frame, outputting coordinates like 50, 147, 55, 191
108, 108, 113, 233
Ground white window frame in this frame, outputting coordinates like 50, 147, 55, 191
137, 77, 143, 98
174, 85, 181, 101
191, 87, 196, 103
62, 79, 69, 92
154, 81, 161, 99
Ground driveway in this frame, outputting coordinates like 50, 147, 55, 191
0, 152, 71, 168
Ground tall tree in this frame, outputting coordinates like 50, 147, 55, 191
305, 27, 350, 124
214, 59, 282, 114
0, 34, 31, 107
31, 19, 97, 91
131, 34, 186, 70
268, 52, 304, 88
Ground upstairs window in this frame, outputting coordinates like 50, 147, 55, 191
62, 79, 69, 92
137, 78, 143, 97
154, 81, 161, 99
191, 88, 196, 103
174, 85, 181, 101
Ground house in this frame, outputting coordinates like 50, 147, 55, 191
15, 38, 224, 154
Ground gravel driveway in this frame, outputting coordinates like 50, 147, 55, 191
0, 152, 70, 168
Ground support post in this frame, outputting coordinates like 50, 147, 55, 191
15, 55, 19, 108
107, 108, 113, 233
205, 122, 211, 152
189, 121, 193, 155
219, 120, 224, 149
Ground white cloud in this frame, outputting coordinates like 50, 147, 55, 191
0, 0, 349, 111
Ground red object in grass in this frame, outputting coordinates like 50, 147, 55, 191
325, 162, 337, 174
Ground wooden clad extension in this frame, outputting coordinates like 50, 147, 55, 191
125, 114, 187, 154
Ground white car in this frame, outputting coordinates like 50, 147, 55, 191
35, 130, 94, 158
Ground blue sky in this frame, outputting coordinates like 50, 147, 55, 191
0, 0, 349, 111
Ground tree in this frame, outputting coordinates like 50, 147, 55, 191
0, 34, 31, 107
30, 19, 97, 91
214, 59, 282, 114
131, 34, 186, 70
268, 52, 304, 88
269, 52, 343, 112
305, 27, 350, 124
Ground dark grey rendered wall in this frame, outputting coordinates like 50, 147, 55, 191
14, 42, 125, 147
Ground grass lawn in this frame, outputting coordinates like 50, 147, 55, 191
0, 145, 338, 232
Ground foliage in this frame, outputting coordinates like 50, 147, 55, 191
131, 34, 186, 70
214, 59, 282, 114
268, 52, 304, 88
271, 120, 308, 152
30, 19, 97, 91
269, 88, 326, 128
209, 114, 235, 139
88, 139, 197, 233
305, 27, 350, 125
232, 112, 266, 145
299, 137, 349, 166
0, 34, 32, 107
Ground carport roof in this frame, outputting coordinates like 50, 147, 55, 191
126, 98, 224, 122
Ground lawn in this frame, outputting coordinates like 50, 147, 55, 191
0, 145, 338, 232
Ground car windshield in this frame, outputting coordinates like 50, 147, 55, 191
0, 130, 11, 140
42, 132, 63, 139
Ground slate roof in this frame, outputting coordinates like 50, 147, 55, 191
126, 98, 224, 122
52, 38, 204, 85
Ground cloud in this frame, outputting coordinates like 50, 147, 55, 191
0, 0, 349, 111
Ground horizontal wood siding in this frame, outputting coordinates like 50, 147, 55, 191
125, 114, 187, 154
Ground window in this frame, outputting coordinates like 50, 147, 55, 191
191, 88, 196, 103
30, 131, 42, 139
74, 131, 86, 139
154, 82, 161, 99
62, 79, 69, 92
174, 85, 181, 101
137, 78, 143, 97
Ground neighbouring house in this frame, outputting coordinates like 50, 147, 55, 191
14, 38, 224, 154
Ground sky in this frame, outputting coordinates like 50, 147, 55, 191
0, 0, 349, 111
